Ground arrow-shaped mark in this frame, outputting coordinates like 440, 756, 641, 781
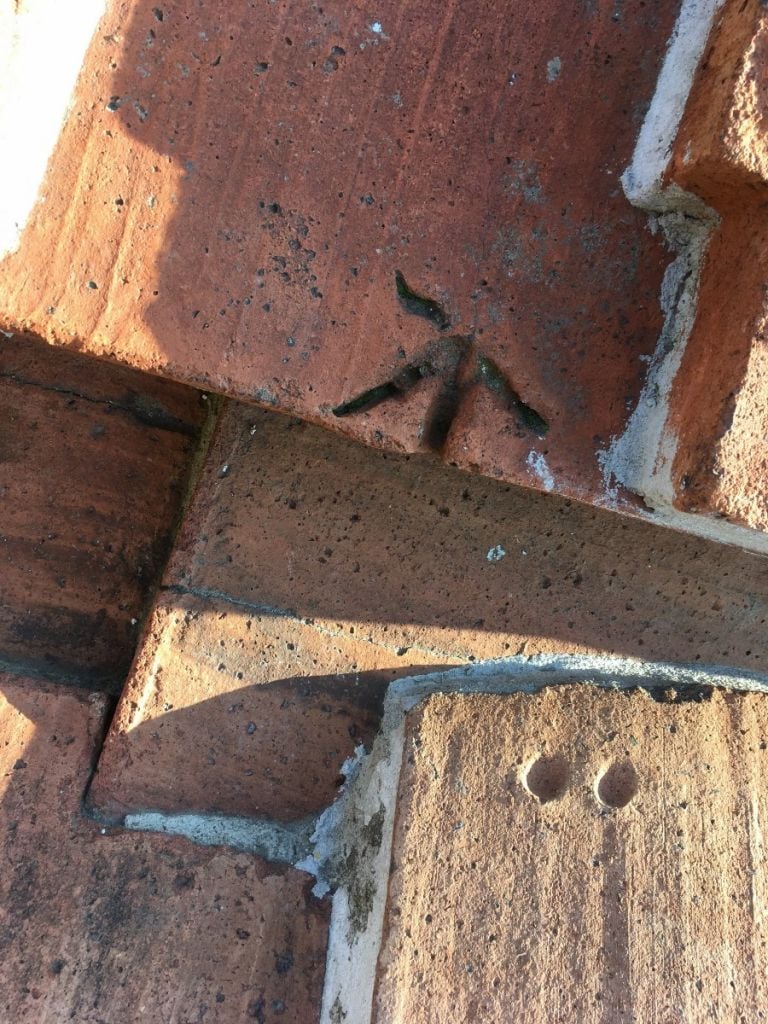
332, 272, 549, 449
333, 337, 548, 448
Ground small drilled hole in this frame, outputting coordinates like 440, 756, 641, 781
524, 754, 571, 803
596, 760, 639, 808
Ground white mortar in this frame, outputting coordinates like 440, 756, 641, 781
122, 809, 316, 865
599, 0, 768, 553
622, 0, 725, 209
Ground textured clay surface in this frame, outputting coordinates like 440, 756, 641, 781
0, 0, 676, 506
375, 686, 768, 1023
88, 590, 438, 821
663, 0, 768, 531
0, 674, 329, 1023
90, 403, 768, 822
0, 333, 205, 687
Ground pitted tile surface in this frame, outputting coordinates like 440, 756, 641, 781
375, 686, 768, 1023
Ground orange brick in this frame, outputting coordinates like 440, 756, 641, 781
88, 591, 446, 821
369, 686, 768, 1022
0, 334, 206, 686
90, 403, 768, 823
0, 673, 329, 1023
641, 0, 768, 533
0, 0, 676, 509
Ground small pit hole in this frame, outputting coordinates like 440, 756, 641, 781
523, 754, 570, 803
596, 760, 639, 808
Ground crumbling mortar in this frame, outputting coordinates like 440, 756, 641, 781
94, 653, 768, 1021
594, 0, 768, 554
600, 205, 716, 509
116, 808, 317, 865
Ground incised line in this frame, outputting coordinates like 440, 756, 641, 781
333, 271, 549, 448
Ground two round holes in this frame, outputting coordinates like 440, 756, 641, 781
523, 754, 639, 808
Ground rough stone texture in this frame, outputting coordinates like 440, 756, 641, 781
88, 591, 444, 821
375, 686, 768, 1022
668, 0, 768, 197
661, 0, 768, 532
90, 403, 768, 822
0, 0, 677, 510
0, 333, 206, 688
0, 673, 329, 1023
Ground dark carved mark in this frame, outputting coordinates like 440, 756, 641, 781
422, 336, 472, 449
332, 381, 401, 417
334, 275, 548, 446
394, 270, 450, 331
334, 341, 548, 446
332, 363, 424, 416
332, 336, 470, 422
475, 355, 549, 438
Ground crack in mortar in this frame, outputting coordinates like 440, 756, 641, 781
0, 368, 202, 436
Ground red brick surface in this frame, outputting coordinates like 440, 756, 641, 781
0, 673, 329, 1023
0, 0, 677, 506
374, 687, 768, 1022
90, 403, 768, 823
661, 0, 768, 531
3, 5, 768, 1013
0, 334, 205, 687
88, 591, 436, 821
